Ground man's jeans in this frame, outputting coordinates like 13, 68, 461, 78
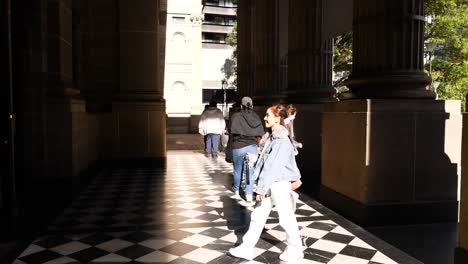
232, 145, 258, 196
205, 134, 221, 156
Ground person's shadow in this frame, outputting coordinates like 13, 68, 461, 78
204, 161, 252, 244
218, 195, 253, 244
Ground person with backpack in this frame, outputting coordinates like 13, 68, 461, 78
228, 97, 264, 203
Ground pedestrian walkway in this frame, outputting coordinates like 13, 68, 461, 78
13, 151, 421, 264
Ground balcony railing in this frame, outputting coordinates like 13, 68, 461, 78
205, 2, 237, 8
202, 39, 227, 44
203, 20, 235, 26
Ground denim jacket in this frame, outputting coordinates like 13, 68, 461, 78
253, 125, 301, 195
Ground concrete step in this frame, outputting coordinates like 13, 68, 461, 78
167, 117, 190, 134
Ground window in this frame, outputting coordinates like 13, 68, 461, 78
203, 89, 219, 103
172, 16, 185, 24
206, 0, 220, 6
202, 89, 238, 103
203, 14, 236, 26
202, 33, 227, 44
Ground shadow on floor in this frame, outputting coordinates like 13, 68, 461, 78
167, 133, 205, 151
367, 222, 458, 264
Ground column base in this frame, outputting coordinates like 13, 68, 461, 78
45, 98, 99, 179
283, 86, 336, 104
252, 94, 285, 105
190, 115, 202, 134
344, 73, 435, 99
167, 117, 190, 134
103, 101, 166, 159
321, 99, 462, 226
341, 89, 436, 100
455, 247, 468, 264
0, 208, 15, 241
289, 104, 325, 188
319, 185, 458, 226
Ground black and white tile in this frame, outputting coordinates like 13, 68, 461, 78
14, 151, 415, 263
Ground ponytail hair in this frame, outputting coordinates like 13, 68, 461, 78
268, 104, 288, 127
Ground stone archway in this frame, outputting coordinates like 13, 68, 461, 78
166, 81, 191, 116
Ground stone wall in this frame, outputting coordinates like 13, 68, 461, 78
456, 113, 468, 263
321, 100, 462, 225
100, 102, 167, 159
11, 0, 168, 181
45, 99, 100, 179
71, 104, 100, 176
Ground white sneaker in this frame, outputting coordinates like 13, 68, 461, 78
229, 245, 254, 260
245, 194, 253, 202
279, 246, 304, 262
232, 190, 241, 200
239, 200, 255, 208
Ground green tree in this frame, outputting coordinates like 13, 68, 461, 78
226, 20, 237, 47
425, 0, 468, 108
333, 32, 353, 93
223, 21, 237, 88
332, 1, 467, 104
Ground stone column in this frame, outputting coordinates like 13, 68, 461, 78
284, 0, 335, 187
44, 0, 101, 180
46, 0, 75, 96
1, 0, 18, 238
253, 0, 288, 104
237, 0, 255, 97
105, 0, 166, 160
158, 0, 167, 103
117, 0, 162, 101
345, 0, 434, 99
10, 0, 48, 183
72, 0, 86, 93
456, 113, 468, 264
320, 0, 461, 226
287, 0, 334, 102
75, 0, 120, 107
44, 0, 81, 179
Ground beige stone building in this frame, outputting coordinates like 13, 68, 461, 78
164, 0, 236, 132
201, 0, 236, 98
164, 0, 203, 121
2, 0, 468, 263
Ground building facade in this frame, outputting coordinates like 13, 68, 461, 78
201, 0, 236, 105
164, 0, 203, 120
164, 0, 236, 132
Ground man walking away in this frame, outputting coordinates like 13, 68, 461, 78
199, 100, 226, 158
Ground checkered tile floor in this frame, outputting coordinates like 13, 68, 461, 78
14, 151, 418, 263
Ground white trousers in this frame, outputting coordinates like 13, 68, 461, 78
242, 181, 302, 250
